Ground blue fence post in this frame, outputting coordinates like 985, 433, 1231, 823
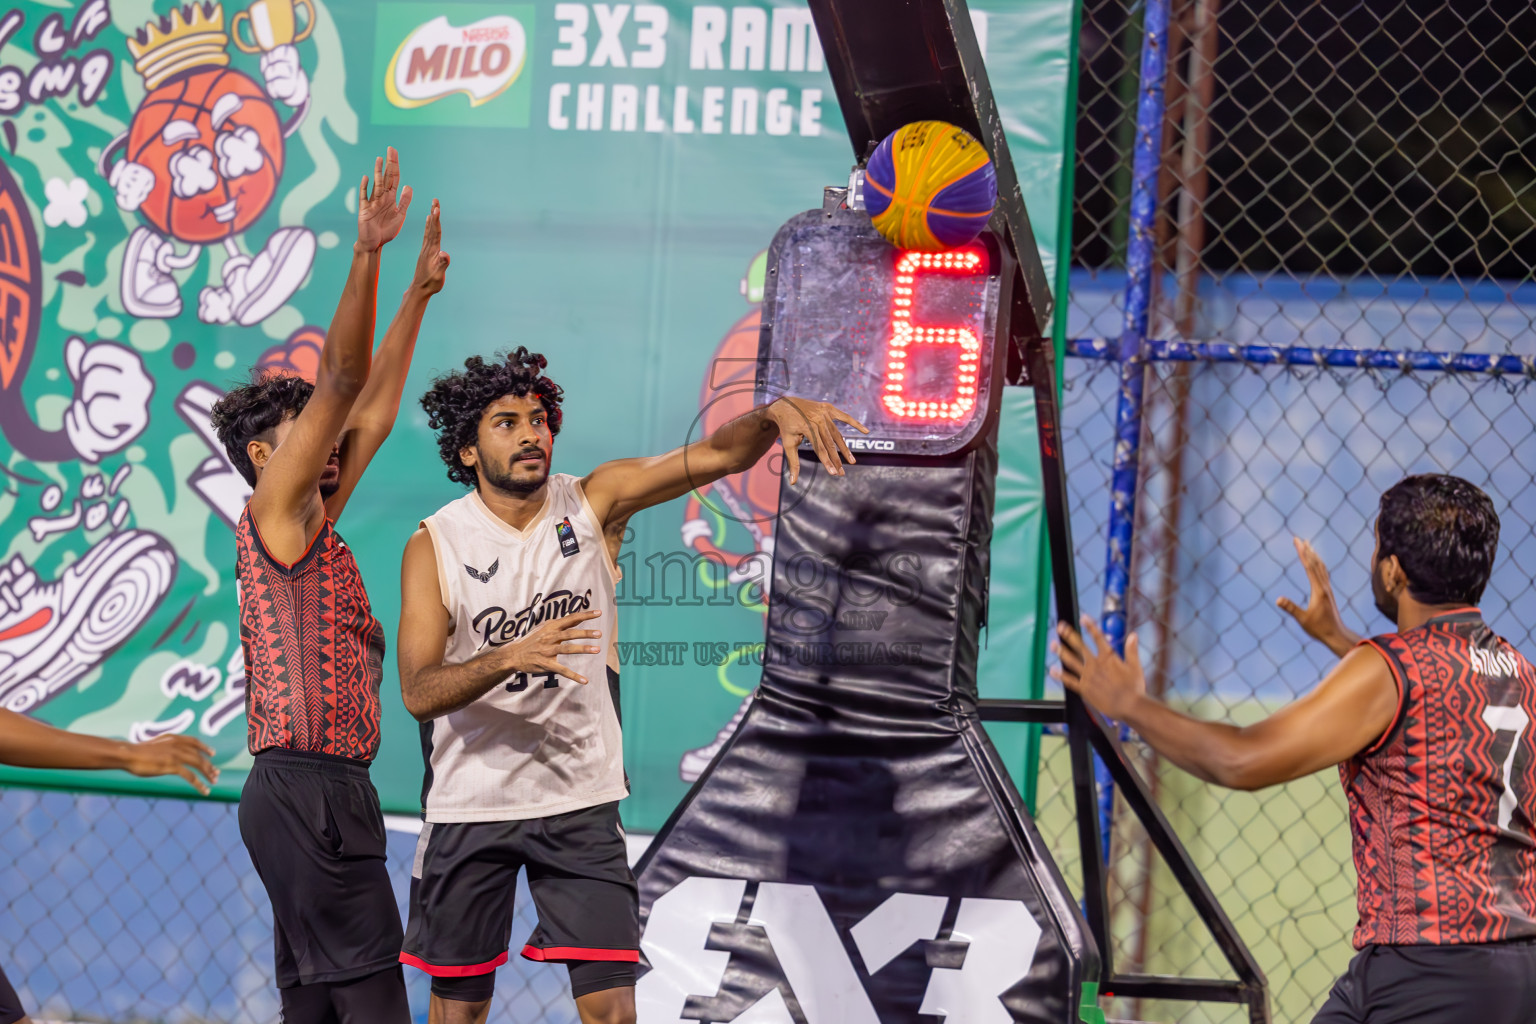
1093, 0, 1173, 863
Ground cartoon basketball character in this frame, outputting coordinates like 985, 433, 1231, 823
677, 251, 779, 782
99, 1, 315, 326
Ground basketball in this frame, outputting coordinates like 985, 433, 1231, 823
125, 67, 285, 244
863, 120, 997, 251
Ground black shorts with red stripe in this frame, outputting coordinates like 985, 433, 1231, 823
401, 801, 639, 998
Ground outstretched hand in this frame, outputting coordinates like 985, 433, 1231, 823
412, 199, 450, 295
124, 734, 218, 796
1050, 616, 1147, 722
357, 146, 413, 252
765, 398, 869, 484
1276, 537, 1360, 657
504, 609, 603, 686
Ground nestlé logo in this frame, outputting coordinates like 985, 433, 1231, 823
384, 14, 526, 110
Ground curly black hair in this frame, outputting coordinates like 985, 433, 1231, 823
420, 347, 564, 488
1378, 474, 1500, 605
209, 371, 315, 487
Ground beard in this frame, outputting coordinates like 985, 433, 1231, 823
1370, 556, 1398, 625
481, 450, 549, 495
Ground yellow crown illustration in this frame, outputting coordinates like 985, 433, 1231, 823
128, 3, 231, 90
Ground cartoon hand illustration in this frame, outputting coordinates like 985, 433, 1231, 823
169, 147, 217, 199
261, 44, 310, 108
109, 160, 155, 212
215, 125, 266, 179
64, 339, 155, 463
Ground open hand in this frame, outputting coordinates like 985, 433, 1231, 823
765, 398, 870, 484
1050, 616, 1147, 721
123, 734, 218, 796
357, 146, 413, 252
504, 609, 602, 685
412, 199, 450, 295
1276, 537, 1359, 657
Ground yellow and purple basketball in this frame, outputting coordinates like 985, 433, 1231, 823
864, 121, 997, 251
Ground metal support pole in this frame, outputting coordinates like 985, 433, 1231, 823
1091, 0, 1173, 866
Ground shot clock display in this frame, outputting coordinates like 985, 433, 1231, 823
757, 209, 1010, 456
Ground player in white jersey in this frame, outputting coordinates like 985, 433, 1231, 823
395, 347, 865, 1024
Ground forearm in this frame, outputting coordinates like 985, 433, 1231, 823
1117, 694, 1259, 789
0, 710, 130, 771
321, 245, 383, 393
348, 288, 430, 429
708, 405, 779, 475
403, 645, 516, 721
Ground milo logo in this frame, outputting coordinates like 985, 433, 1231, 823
372, 4, 534, 127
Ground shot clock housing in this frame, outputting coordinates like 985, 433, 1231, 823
756, 208, 1015, 457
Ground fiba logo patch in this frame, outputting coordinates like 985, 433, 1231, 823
372, 4, 535, 127
556, 516, 580, 558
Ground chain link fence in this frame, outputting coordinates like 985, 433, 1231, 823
0, 790, 581, 1023
1041, 0, 1536, 1021
6, 2, 1536, 1022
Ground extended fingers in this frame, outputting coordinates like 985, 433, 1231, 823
549, 663, 589, 685
809, 420, 845, 476
818, 415, 856, 468
782, 439, 802, 486
1053, 623, 1086, 669
396, 184, 413, 218
1080, 614, 1111, 655
382, 146, 399, 190
424, 199, 441, 242
830, 407, 871, 434
176, 764, 210, 796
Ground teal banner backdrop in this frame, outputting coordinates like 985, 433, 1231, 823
0, 0, 1076, 826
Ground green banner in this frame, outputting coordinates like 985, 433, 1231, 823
0, 0, 1076, 826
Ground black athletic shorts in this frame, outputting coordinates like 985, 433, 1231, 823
0, 961, 23, 1024
400, 801, 639, 988
239, 749, 405, 988
1313, 939, 1536, 1023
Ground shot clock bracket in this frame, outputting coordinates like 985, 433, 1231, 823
631, 3, 1270, 1022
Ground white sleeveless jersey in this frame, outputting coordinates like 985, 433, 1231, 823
419, 474, 627, 822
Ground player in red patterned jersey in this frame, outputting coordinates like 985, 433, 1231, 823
1056, 474, 1536, 1023
208, 148, 449, 1024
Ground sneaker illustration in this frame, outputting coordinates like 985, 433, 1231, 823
197, 227, 315, 326
121, 227, 183, 319
678, 694, 754, 783
0, 530, 178, 713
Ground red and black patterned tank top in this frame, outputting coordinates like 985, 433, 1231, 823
1345, 609, 1536, 947
235, 507, 385, 761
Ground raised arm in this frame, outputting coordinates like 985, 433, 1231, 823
397, 529, 603, 721
325, 199, 450, 520
581, 396, 869, 528
0, 710, 217, 795
248, 147, 412, 562
1052, 616, 1398, 791
1276, 537, 1363, 658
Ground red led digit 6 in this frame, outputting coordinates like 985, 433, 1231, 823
882, 249, 985, 422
